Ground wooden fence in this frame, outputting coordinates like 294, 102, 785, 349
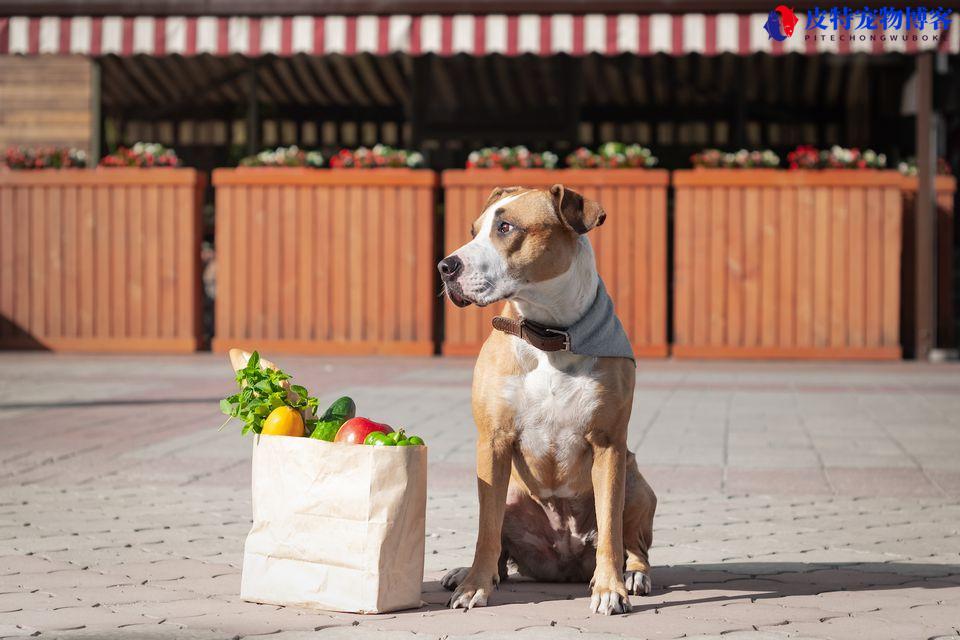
672, 169, 904, 359
441, 169, 669, 357
0, 169, 204, 352
211, 168, 437, 355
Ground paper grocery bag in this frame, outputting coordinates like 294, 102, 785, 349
240, 434, 427, 613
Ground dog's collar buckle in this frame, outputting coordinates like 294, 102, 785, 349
542, 325, 571, 351
492, 316, 571, 352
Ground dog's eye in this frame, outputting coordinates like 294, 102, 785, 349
497, 221, 513, 235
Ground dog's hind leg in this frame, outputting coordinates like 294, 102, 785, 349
622, 452, 656, 596
498, 548, 510, 582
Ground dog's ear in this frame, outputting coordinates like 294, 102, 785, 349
483, 186, 524, 211
549, 184, 606, 234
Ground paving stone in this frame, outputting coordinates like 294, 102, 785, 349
49, 628, 232, 640
66, 584, 195, 606
4, 571, 135, 592
2, 355, 960, 639
452, 627, 629, 640
0, 590, 82, 613
0, 605, 151, 632
0, 623, 40, 638
685, 633, 815, 640
761, 614, 941, 640
300, 629, 436, 640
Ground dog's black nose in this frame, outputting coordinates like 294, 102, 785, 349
438, 256, 463, 280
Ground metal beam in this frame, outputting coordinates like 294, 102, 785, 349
89, 58, 102, 165
914, 52, 936, 359
245, 66, 260, 155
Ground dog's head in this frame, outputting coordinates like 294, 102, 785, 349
438, 184, 605, 308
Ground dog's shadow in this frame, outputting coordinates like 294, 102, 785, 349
419, 561, 960, 613
419, 577, 588, 611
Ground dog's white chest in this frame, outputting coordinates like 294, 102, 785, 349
503, 346, 602, 490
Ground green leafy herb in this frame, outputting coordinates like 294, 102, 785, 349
219, 351, 320, 436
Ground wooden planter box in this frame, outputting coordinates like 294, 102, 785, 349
441, 169, 669, 357
0, 168, 204, 353
672, 169, 904, 360
900, 175, 956, 353
211, 168, 437, 355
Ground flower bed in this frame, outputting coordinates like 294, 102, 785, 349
440, 168, 669, 357
240, 146, 324, 168
691, 148, 779, 169
0, 166, 204, 352
211, 168, 438, 355
328, 145, 424, 168
672, 169, 904, 360
566, 143, 657, 169
3, 146, 86, 169
100, 142, 180, 168
786, 145, 886, 170
238, 145, 423, 169
466, 146, 558, 169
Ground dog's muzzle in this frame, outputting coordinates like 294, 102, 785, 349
438, 256, 472, 307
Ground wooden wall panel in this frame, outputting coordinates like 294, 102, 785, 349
440, 169, 669, 357
211, 168, 438, 356
673, 169, 904, 360
0, 169, 204, 352
0, 56, 91, 150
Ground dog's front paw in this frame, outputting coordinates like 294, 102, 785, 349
624, 570, 652, 596
446, 571, 496, 610
440, 566, 471, 591
589, 574, 632, 615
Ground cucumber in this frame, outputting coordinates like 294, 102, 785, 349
320, 396, 356, 423
309, 420, 342, 442
309, 396, 357, 441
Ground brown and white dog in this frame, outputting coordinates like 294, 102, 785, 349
437, 184, 657, 615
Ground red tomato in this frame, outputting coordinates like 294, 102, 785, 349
334, 417, 393, 445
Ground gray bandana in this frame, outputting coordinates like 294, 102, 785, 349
567, 279, 635, 361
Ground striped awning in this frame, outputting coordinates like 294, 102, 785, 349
2, 14, 958, 57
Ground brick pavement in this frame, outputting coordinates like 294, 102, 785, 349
0, 353, 959, 639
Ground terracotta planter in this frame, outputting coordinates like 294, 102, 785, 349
0, 168, 204, 353
672, 169, 903, 360
900, 175, 956, 353
211, 168, 437, 356
441, 169, 669, 357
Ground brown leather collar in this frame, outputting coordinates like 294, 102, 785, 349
492, 316, 571, 352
